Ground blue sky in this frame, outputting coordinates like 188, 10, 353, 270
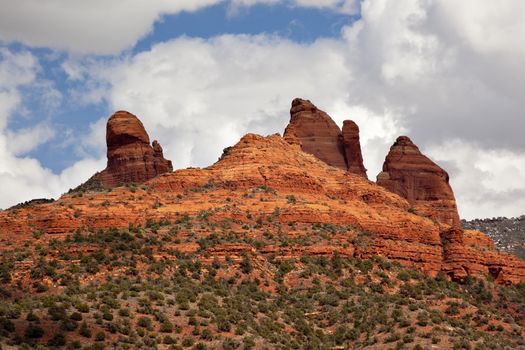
0, 0, 525, 219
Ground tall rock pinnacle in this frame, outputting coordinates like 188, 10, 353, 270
376, 136, 460, 227
284, 98, 347, 169
98, 111, 172, 187
342, 120, 367, 178
283, 98, 367, 177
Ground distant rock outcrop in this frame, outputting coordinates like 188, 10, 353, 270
98, 111, 172, 187
377, 136, 460, 227
283, 98, 367, 177
342, 120, 367, 178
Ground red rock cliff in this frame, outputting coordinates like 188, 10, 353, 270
376, 136, 460, 227
98, 111, 172, 187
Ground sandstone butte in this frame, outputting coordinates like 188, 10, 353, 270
283, 98, 368, 178
376, 136, 461, 228
95, 110, 172, 187
1, 102, 524, 285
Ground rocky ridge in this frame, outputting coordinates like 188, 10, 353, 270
1, 119, 524, 284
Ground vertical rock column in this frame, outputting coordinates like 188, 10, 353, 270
342, 120, 367, 178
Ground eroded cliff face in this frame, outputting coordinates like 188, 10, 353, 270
377, 136, 460, 228
97, 111, 172, 187
283, 98, 367, 178
1, 131, 523, 284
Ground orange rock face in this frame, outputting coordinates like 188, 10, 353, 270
342, 120, 367, 178
98, 111, 172, 187
377, 136, 460, 227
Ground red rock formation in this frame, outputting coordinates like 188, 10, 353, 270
283, 99, 368, 178
1, 115, 524, 285
0, 133, 445, 278
377, 136, 460, 227
283, 98, 347, 170
342, 120, 367, 178
98, 111, 172, 187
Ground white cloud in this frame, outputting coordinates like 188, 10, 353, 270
92, 35, 395, 172
6, 123, 55, 155
0, 0, 222, 54
0, 49, 105, 209
429, 0, 525, 56
229, 0, 359, 14
0, 48, 38, 89
427, 140, 525, 220
0, 0, 360, 55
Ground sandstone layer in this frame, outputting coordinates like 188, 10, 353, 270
377, 136, 460, 227
97, 111, 172, 187
1, 132, 523, 284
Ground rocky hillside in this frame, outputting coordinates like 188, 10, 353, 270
463, 216, 525, 261
1, 223, 525, 349
0, 98, 524, 349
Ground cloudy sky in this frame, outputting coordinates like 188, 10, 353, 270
0, 0, 524, 219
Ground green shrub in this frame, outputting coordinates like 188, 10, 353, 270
24, 324, 45, 339
138, 316, 152, 329
79, 321, 91, 338
47, 333, 66, 346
